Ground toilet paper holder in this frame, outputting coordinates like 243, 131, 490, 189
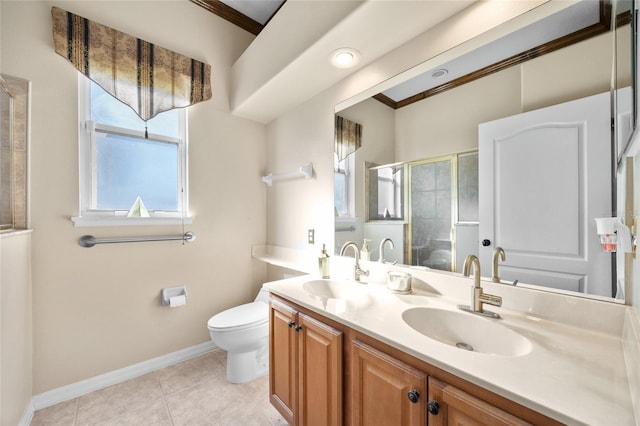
161, 285, 187, 306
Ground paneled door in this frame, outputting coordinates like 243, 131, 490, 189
478, 92, 612, 296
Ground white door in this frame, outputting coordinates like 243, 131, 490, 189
478, 92, 612, 296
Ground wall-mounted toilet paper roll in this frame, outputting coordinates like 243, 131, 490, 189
169, 295, 186, 307
161, 285, 187, 306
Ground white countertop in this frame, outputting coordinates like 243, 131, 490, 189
264, 269, 635, 425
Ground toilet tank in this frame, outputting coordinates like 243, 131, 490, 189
255, 286, 270, 304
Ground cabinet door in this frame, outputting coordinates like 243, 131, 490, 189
297, 313, 343, 426
428, 377, 532, 426
270, 299, 298, 425
351, 339, 426, 426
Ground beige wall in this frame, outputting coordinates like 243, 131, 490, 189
0, 231, 33, 425
522, 30, 614, 112
1, 1, 267, 394
265, 89, 335, 251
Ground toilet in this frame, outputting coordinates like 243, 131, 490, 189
207, 287, 270, 383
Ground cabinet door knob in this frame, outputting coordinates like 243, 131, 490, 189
287, 321, 295, 328
427, 400, 440, 415
482, 239, 491, 247
407, 390, 420, 403
295, 324, 302, 332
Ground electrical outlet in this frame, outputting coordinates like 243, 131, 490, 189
308, 229, 315, 244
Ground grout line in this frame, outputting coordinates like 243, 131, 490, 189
72, 397, 80, 426
163, 395, 176, 426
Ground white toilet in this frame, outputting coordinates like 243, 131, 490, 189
207, 287, 270, 383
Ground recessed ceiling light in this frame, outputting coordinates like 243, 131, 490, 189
330, 48, 361, 69
432, 69, 448, 78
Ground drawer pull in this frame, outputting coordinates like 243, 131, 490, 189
407, 390, 420, 403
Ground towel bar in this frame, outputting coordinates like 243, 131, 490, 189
262, 162, 313, 186
79, 232, 195, 248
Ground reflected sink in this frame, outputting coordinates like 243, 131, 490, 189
402, 307, 532, 357
303, 279, 368, 300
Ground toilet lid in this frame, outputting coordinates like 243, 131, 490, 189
207, 301, 268, 331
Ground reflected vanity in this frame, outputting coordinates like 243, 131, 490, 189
334, 0, 635, 302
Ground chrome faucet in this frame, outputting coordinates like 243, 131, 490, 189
340, 241, 370, 282
492, 247, 505, 283
378, 238, 395, 263
459, 254, 502, 319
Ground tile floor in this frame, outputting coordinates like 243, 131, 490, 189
30, 350, 287, 426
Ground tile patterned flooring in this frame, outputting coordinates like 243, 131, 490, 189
31, 350, 287, 426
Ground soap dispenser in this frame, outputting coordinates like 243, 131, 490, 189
361, 239, 370, 261
318, 244, 330, 279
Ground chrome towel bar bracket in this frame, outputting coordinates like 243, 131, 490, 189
79, 232, 196, 248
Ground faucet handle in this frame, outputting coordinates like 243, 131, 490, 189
355, 266, 369, 282
480, 292, 502, 307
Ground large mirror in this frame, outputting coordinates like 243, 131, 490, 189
334, 0, 635, 302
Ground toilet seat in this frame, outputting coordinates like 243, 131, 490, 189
207, 301, 268, 332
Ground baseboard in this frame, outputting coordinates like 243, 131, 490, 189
18, 400, 35, 426
32, 341, 217, 410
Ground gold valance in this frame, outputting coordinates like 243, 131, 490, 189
51, 7, 212, 122
335, 115, 362, 162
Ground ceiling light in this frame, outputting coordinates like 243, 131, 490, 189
432, 69, 448, 78
330, 48, 361, 69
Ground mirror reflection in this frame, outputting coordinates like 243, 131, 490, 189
334, 0, 634, 301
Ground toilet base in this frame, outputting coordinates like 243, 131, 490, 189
226, 346, 268, 384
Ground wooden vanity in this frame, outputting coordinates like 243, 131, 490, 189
269, 294, 562, 425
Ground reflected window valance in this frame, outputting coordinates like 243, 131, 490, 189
335, 115, 362, 162
51, 6, 212, 122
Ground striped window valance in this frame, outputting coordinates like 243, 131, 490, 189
51, 7, 212, 123
335, 115, 362, 162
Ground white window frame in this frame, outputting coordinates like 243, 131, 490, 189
334, 152, 355, 218
72, 77, 191, 227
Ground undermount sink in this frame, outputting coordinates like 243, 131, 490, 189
303, 279, 368, 300
402, 307, 532, 357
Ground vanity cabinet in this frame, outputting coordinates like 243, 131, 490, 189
269, 298, 343, 426
269, 294, 561, 426
351, 339, 426, 426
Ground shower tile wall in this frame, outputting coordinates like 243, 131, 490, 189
411, 160, 452, 270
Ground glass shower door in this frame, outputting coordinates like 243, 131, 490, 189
409, 156, 453, 271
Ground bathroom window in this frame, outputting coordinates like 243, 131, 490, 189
73, 77, 189, 226
366, 163, 404, 221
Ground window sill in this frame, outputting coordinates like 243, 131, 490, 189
335, 216, 357, 223
0, 229, 34, 239
71, 216, 193, 227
